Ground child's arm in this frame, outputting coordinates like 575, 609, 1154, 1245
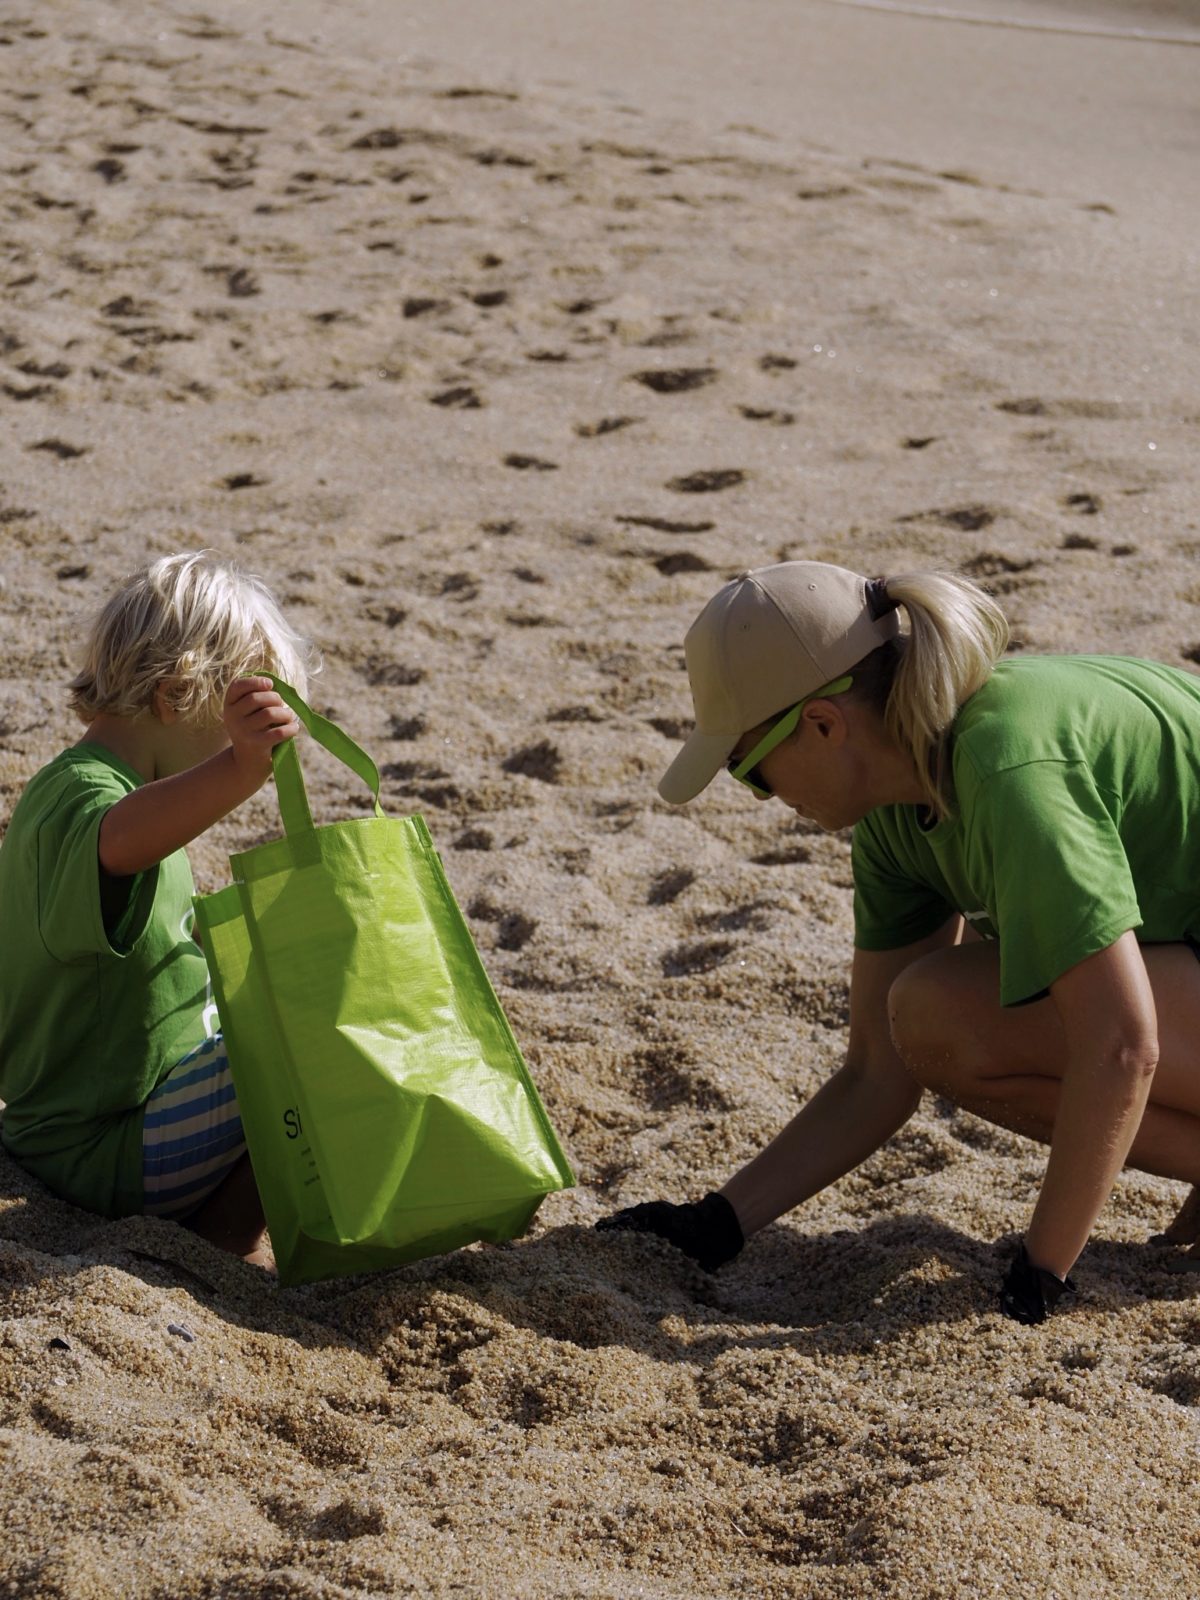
98, 678, 299, 877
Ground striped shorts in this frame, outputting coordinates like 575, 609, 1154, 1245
141, 1034, 247, 1220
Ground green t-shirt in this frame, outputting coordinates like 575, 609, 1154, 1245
0, 745, 211, 1216
852, 656, 1200, 1005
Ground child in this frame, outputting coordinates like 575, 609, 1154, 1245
0, 551, 314, 1265
599, 560, 1200, 1322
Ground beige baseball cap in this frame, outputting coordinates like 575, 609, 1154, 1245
658, 561, 901, 804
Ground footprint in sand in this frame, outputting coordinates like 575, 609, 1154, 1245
666, 469, 745, 494
646, 716, 688, 740
960, 552, 1034, 579
502, 741, 562, 782
739, 405, 794, 426
468, 895, 538, 952
575, 417, 639, 437
631, 368, 716, 394
430, 385, 483, 409
453, 827, 494, 852
652, 553, 712, 576
648, 868, 694, 906
226, 267, 260, 298
618, 515, 715, 534
752, 843, 812, 866
28, 438, 88, 459
366, 604, 408, 628
437, 572, 480, 601
796, 184, 858, 201
996, 397, 1047, 416
17, 361, 70, 380
359, 658, 425, 687
1064, 492, 1102, 515
504, 453, 559, 472
471, 149, 535, 170
102, 295, 153, 318
938, 506, 997, 532
3, 380, 55, 401
349, 128, 407, 151
632, 1044, 730, 1112
548, 706, 605, 725
383, 759, 451, 785
898, 504, 996, 533
661, 938, 736, 977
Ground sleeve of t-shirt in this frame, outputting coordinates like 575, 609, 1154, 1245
37, 782, 157, 963
960, 758, 1142, 1005
852, 808, 958, 951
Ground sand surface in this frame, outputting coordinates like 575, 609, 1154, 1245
2, 2, 1199, 1595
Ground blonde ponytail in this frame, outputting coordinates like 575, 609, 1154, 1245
866, 572, 1009, 816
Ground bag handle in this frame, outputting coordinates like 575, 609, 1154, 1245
267, 675, 385, 834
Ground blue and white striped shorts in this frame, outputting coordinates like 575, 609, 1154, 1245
141, 1034, 247, 1219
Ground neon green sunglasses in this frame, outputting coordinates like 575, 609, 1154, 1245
726, 674, 854, 800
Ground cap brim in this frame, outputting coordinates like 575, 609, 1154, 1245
657, 727, 740, 805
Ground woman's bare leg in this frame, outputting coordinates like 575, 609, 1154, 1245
888, 940, 1200, 1254
185, 1153, 273, 1269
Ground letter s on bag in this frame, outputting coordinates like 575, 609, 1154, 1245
284, 1108, 302, 1140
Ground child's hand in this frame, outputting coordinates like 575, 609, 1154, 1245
223, 677, 301, 781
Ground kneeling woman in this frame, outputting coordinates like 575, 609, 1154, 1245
599, 561, 1200, 1323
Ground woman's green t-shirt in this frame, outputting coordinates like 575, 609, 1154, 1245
852, 656, 1200, 1005
0, 745, 211, 1216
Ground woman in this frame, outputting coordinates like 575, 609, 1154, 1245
598, 560, 1200, 1323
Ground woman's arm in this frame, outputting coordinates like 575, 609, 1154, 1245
721, 916, 965, 1235
1023, 929, 1160, 1278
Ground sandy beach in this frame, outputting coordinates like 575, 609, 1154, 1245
2, 1, 1199, 1594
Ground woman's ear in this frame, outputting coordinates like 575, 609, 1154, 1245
804, 697, 849, 744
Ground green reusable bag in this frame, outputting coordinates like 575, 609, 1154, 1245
192, 679, 574, 1286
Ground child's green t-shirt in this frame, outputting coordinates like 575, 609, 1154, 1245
852, 656, 1200, 1005
0, 745, 211, 1216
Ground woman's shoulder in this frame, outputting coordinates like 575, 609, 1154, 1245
974, 652, 1200, 703
954, 653, 1200, 784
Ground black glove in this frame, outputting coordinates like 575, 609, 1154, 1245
595, 1192, 744, 1272
999, 1241, 1075, 1325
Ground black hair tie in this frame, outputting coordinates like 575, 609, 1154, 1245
866, 576, 900, 619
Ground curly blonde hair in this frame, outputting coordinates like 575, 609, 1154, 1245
69, 551, 316, 724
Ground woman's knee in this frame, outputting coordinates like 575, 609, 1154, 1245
887, 951, 991, 1091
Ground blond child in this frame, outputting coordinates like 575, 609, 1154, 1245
0, 552, 313, 1264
